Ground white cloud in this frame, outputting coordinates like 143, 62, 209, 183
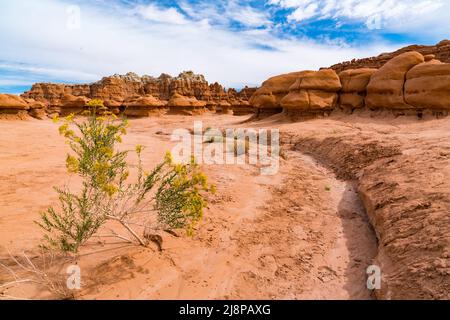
270, 0, 446, 31
135, 3, 189, 25
288, 3, 319, 22
227, 0, 272, 27
0, 0, 398, 91
0, 78, 35, 87
0, 62, 99, 82
179, 0, 272, 28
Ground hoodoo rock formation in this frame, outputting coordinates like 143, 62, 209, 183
280, 69, 341, 117
1, 41, 450, 301
250, 49, 450, 119
123, 95, 167, 117
167, 93, 207, 115
16, 71, 256, 118
330, 40, 450, 73
249, 71, 306, 116
249, 44, 450, 299
2, 41, 450, 121
405, 59, 450, 113
338, 68, 377, 113
365, 52, 425, 112
0, 94, 30, 119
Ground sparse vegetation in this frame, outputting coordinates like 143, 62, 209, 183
0, 251, 74, 300
37, 100, 214, 254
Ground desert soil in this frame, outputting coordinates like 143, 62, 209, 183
1, 112, 449, 300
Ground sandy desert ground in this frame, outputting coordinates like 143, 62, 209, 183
1, 111, 449, 300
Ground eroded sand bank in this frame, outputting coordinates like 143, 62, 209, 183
1, 112, 449, 299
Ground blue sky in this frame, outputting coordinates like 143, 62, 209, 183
0, 0, 449, 94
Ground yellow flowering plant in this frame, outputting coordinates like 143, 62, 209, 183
37, 100, 214, 254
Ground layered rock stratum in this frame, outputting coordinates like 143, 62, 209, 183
280, 69, 342, 117
338, 68, 377, 113
330, 40, 450, 73
10, 71, 256, 118
251, 41, 450, 118
3, 40, 450, 120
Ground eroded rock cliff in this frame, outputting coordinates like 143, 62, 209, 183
338, 68, 377, 113
20, 71, 256, 117
280, 69, 341, 117
250, 47, 450, 118
330, 40, 450, 73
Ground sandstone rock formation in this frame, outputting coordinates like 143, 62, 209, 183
250, 48, 450, 118
90, 76, 141, 108
224, 87, 257, 115
229, 99, 253, 116
21, 71, 254, 117
330, 39, 450, 73
0, 94, 29, 110
405, 60, 450, 113
0, 94, 30, 118
249, 72, 306, 115
13, 40, 450, 120
280, 69, 341, 116
0, 94, 49, 119
365, 52, 425, 111
24, 98, 47, 120
167, 93, 207, 115
338, 68, 377, 112
123, 95, 167, 117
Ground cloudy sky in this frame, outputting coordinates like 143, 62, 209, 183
0, 0, 449, 93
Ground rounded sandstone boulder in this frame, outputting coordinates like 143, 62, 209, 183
280, 69, 341, 111
168, 93, 207, 108
125, 95, 167, 108
249, 71, 306, 109
124, 95, 167, 117
295, 69, 342, 91
405, 61, 450, 110
339, 68, 377, 93
366, 51, 425, 110
0, 94, 30, 110
339, 68, 377, 111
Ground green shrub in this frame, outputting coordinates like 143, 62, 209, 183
37, 100, 214, 253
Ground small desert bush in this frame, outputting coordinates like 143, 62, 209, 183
37, 100, 214, 254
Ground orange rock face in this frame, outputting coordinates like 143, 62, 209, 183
330, 39, 450, 73
249, 45, 450, 118
249, 69, 341, 117
249, 71, 306, 116
405, 61, 450, 111
250, 72, 304, 108
167, 93, 207, 115
339, 68, 377, 112
366, 52, 425, 110
0, 94, 30, 110
21, 71, 254, 117
227, 87, 257, 115
123, 95, 167, 117
280, 69, 341, 113
0, 94, 31, 119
